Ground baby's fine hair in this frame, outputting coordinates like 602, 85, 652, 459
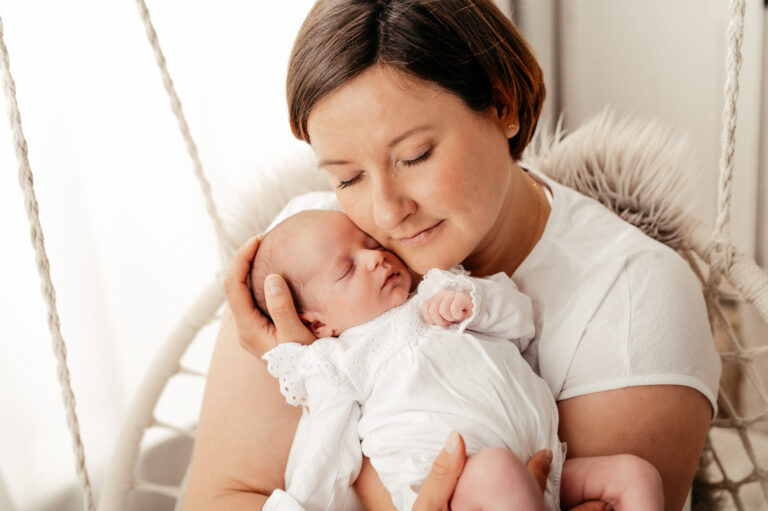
250, 210, 328, 318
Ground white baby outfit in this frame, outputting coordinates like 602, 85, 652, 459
265, 167, 721, 411
263, 166, 722, 510
262, 267, 565, 511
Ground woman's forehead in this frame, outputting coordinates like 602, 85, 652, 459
306, 67, 456, 150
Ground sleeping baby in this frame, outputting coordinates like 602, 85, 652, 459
249, 209, 663, 511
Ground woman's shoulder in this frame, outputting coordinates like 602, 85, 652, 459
526, 166, 678, 272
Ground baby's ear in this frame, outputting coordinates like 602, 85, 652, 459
299, 311, 338, 338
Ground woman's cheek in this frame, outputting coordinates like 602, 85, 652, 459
336, 194, 374, 237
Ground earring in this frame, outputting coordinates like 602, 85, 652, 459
507, 122, 516, 130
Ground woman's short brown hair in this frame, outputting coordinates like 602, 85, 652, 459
287, 0, 545, 160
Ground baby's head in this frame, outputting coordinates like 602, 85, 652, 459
251, 210, 412, 337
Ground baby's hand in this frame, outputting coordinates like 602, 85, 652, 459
421, 290, 474, 327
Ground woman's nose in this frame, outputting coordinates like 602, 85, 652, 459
372, 179, 416, 230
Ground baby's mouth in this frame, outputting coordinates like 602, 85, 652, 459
382, 270, 399, 290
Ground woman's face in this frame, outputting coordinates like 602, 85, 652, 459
307, 66, 518, 275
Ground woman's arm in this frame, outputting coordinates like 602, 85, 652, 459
182, 308, 301, 510
558, 385, 712, 511
184, 235, 470, 510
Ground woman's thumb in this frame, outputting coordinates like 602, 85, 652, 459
264, 274, 314, 344
413, 431, 467, 510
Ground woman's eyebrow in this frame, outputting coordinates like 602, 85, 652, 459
388, 125, 432, 148
318, 158, 350, 168
317, 125, 433, 168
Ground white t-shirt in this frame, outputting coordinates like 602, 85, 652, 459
266, 169, 721, 412
262, 268, 563, 511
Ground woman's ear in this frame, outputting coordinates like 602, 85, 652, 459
299, 311, 339, 338
491, 93, 519, 138
503, 115, 520, 138
497, 107, 520, 138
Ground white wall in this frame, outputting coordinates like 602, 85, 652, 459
516, 0, 766, 259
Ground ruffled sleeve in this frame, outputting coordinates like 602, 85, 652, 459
417, 267, 535, 351
262, 342, 362, 510
262, 340, 349, 407
416, 266, 471, 299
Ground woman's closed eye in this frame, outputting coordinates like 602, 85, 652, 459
335, 148, 432, 189
337, 173, 362, 190
400, 147, 432, 168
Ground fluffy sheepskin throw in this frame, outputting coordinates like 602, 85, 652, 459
225, 109, 696, 251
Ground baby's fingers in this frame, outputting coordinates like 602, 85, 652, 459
422, 298, 449, 326
437, 293, 456, 323
450, 293, 473, 322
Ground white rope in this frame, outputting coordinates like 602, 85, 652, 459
0, 14, 95, 511
134, 0, 237, 264
709, 0, 746, 282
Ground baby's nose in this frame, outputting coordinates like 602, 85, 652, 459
365, 249, 384, 271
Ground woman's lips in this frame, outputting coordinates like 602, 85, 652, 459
397, 220, 444, 247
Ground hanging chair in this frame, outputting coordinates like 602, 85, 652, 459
2, 0, 766, 510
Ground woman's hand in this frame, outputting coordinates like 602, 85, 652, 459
412, 432, 467, 510
410, 436, 609, 510
526, 450, 612, 511
223, 235, 315, 358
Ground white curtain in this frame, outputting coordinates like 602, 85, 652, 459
0, 2, 314, 509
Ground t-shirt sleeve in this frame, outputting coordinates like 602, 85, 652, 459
559, 249, 721, 415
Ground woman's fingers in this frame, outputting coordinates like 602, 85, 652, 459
223, 235, 277, 356
264, 274, 315, 345
223, 235, 261, 317
571, 502, 612, 511
526, 449, 552, 493
412, 431, 467, 510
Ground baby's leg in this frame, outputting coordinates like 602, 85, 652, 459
560, 454, 664, 510
450, 447, 546, 511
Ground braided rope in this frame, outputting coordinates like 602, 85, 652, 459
134, 0, 237, 263
709, 0, 746, 283
0, 14, 95, 511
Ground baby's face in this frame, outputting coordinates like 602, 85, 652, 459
294, 212, 412, 336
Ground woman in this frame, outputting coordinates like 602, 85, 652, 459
183, 1, 720, 509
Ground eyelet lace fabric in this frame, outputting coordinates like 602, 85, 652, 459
262, 342, 346, 406
263, 268, 473, 405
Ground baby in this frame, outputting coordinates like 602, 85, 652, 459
250, 209, 663, 511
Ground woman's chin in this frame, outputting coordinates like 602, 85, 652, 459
403, 253, 461, 275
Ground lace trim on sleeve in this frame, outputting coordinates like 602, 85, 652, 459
262, 341, 347, 407
417, 266, 471, 298
416, 266, 480, 333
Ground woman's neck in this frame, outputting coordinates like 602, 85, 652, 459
463, 162, 550, 277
